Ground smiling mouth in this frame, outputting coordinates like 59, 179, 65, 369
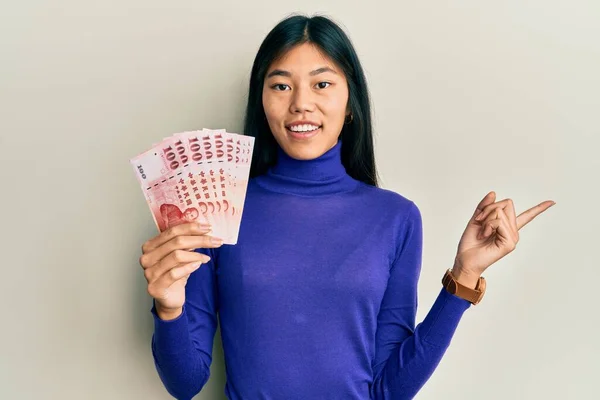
285, 125, 322, 139
285, 125, 322, 133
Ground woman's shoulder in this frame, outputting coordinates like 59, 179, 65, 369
354, 181, 417, 213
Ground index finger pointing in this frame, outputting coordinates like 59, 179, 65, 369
516, 200, 556, 231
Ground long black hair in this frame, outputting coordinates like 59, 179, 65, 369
244, 13, 379, 187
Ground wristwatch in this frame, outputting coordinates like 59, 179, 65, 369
442, 268, 486, 305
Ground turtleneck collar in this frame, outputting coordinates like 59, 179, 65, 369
253, 139, 359, 196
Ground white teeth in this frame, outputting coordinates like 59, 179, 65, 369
289, 124, 320, 132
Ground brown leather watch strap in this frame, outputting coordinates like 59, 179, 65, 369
442, 268, 486, 305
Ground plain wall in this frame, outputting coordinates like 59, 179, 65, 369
1, 1, 598, 399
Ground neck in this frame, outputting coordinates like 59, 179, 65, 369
254, 139, 359, 196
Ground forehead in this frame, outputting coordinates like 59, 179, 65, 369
268, 43, 339, 74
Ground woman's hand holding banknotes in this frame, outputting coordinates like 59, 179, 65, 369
139, 222, 224, 320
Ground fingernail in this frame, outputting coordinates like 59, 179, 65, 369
211, 237, 223, 245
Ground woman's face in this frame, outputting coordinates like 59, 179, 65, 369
262, 42, 350, 160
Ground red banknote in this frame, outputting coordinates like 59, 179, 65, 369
130, 128, 254, 245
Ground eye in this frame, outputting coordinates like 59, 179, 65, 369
316, 82, 331, 89
271, 84, 290, 91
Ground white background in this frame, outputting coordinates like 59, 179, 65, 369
1, 1, 598, 399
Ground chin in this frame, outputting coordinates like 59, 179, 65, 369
283, 141, 333, 161
288, 149, 320, 160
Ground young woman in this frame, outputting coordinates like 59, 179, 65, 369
139, 14, 555, 400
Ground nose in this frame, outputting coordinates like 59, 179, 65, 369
289, 84, 315, 114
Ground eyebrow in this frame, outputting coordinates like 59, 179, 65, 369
266, 66, 338, 79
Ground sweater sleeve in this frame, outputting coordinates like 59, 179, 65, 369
370, 202, 472, 400
150, 246, 219, 400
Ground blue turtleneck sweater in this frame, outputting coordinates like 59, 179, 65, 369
150, 139, 472, 400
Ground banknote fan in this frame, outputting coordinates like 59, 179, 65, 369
130, 128, 255, 245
